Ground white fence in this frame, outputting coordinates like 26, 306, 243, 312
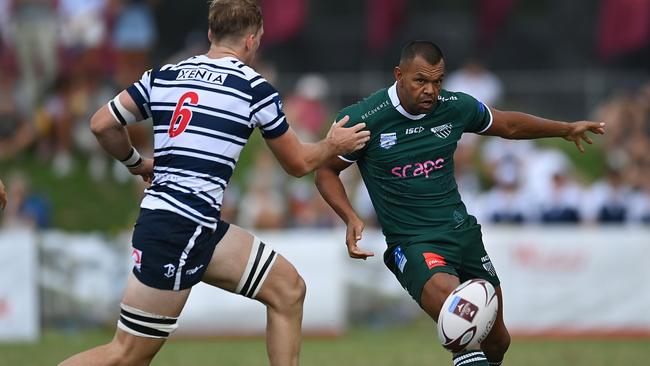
0, 230, 39, 341
0, 226, 649, 341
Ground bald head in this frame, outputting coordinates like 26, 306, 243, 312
399, 40, 444, 68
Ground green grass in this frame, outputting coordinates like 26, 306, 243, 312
1, 319, 648, 366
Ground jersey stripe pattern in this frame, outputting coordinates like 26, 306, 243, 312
126, 55, 289, 230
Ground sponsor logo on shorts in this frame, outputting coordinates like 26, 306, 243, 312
186, 265, 204, 275
481, 255, 497, 277
483, 262, 496, 277
380, 132, 397, 149
163, 263, 176, 278
453, 210, 465, 225
423, 252, 446, 269
131, 248, 142, 272
394, 246, 407, 273
449, 296, 478, 322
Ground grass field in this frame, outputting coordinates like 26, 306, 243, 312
1, 319, 647, 366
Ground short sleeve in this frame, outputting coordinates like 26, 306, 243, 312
125, 69, 153, 120
337, 110, 366, 163
250, 78, 289, 139
461, 93, 493, 133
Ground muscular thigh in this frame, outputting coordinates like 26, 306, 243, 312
122, 272, 191, 317
201, 224, 257, 292
201, 224, 300, 302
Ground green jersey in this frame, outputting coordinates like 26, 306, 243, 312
339, 83, 492, 246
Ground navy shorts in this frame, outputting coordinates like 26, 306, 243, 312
131, 209, 230, 291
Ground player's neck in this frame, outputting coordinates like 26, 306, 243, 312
206, 44, 243, 62
395, 87, 417, 115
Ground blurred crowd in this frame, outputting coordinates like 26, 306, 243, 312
221, 63, 650, 229
1, 0, 649, 231
0, 0, 159, 229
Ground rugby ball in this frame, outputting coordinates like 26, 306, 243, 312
437, 279, 498, 353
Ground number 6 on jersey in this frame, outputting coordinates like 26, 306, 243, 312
169, 91, 199, 137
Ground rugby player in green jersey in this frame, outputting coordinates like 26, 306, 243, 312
315, 40, 605, 366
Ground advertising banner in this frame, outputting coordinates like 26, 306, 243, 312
0, 230, 39, 342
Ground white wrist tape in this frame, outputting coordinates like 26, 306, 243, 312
108, 96, 138, 125
121, 147, 143, 168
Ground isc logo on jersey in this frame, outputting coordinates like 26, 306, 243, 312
405, 126, 424, 135
177, 68, 228, 85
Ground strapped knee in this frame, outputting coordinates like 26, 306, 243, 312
236, 237, 277, 299
117, 303, 179, 339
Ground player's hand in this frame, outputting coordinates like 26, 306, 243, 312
326, 116, 370, 155
128, 158, 154, 184
563, 121, 606, 153
345, 217, 374, 260
0, 178, 6, 210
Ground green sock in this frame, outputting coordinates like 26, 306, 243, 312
452, 350, 488, 366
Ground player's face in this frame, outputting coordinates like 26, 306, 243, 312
395, 56, 445, 115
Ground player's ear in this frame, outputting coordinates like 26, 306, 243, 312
207, 29, 213, 44
244, 33, 255, 50
394, 67, 403, 85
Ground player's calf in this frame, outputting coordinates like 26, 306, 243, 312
480, 320, 510, 365
480, 284, 510, 365
239, 241, 305, 366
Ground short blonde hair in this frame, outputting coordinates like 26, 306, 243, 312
208, 0, 263, 42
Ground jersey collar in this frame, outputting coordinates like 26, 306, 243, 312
388, 82, 427, 120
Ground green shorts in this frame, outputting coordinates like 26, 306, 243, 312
383, 216, 500, 306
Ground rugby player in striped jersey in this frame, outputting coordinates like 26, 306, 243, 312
59, 1, 369, 365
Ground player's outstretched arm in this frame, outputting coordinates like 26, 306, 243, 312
90, 91, 153, 183
0, 178, 6, 210
315, 157, 374, 260
482, 108, 606, 153
265, 116, 370, 177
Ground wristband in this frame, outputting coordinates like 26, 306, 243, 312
121, 147, 143, 168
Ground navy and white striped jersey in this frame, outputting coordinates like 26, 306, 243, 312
125, 55, 289, 230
